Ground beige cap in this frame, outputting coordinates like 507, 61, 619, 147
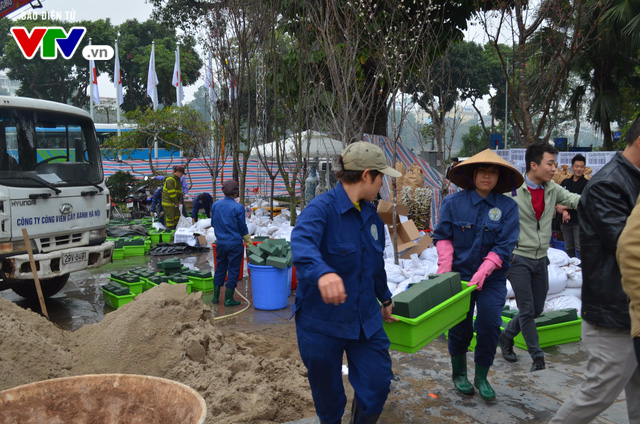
341, 142, 402, 178
449, 149, 524, 193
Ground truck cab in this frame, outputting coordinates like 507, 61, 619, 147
0, 96, 114, 299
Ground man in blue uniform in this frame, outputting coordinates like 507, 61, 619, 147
191, 192, 213, 222
433, 149, 522, 400
211, 180, 252, 306
291, 141, 401, 424
150, 186, 164, 225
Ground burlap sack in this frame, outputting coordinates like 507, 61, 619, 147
404, 163, 424, 190
394, 161, 406, 192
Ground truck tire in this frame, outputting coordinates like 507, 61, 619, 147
10, 275, 70, 300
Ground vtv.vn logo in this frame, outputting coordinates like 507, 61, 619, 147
10, 27, 115, 60
11, 26, 87, 59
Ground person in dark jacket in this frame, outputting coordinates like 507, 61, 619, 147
291, 142, 401, 424
191, 193, 213, 222
550, 116, 640, 423
556, 154, 588, 258
150, 187, 164, 225
211, 180, 252, 306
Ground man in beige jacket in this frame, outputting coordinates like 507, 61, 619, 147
617, 193, 640, 367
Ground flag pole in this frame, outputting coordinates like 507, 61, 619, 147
115, 34, 121, 138
89, 38, 94, 121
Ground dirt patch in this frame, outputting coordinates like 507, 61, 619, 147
0, 285, 315, 424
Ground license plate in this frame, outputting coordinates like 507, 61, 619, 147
62, 251, 87, 264
126, 201, 134, 208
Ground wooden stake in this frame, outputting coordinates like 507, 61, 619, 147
21, 228, 48, 319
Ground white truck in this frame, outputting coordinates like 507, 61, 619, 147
0, 96, 114, 299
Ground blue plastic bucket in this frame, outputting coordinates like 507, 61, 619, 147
248, 264, 291, 310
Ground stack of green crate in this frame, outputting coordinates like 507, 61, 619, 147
128, 267, 156, 291
392, 272, 462, 319
109, 272, 144, 295
184, 269, 214, 292
168, 273, 192, 294
101, 282, 135, 309
383, 273, 476, 354
247, 238, 293, 269
157, 258, 186, 275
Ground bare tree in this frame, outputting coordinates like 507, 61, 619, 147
476, 0, 611, 145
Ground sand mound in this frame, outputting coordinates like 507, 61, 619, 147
0, 285, 314, 424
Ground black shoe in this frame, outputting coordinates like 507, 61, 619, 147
499, 332, 517, 362
530, 357, 545, 372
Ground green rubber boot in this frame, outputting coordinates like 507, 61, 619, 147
474, 364, 496, 400
212, 285, 221, 303
451, 355, 474, 395
224, 288, 241, 306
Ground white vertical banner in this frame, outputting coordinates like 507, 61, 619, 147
90, 59, 100, 105
172, 45, 184, 106
113, 40, 123, 106
147, 42, 158, 109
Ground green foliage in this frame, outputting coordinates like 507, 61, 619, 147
102, 106, 212, 173
458, 125, 490, 157
106, 171, 137, 201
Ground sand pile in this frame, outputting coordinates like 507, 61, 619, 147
0, 285, 314, 424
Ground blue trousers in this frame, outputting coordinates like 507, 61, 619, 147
296, 325, 393, 423
213, 242, 243, 290
448, 279, 507, 367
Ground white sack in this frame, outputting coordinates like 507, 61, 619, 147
545, 295, 582, 316
547, 264, 568, 295
547, 247, 570, 266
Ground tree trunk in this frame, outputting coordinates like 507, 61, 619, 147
602, 121, 614, 151
362, 92, 389, 137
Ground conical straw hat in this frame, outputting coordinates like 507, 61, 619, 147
449, 149, 524, 193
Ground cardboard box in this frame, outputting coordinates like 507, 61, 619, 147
377, 200, 410, 226
197, 235, 208, 246
400, 233, 432, 259
387, 219, 421, 252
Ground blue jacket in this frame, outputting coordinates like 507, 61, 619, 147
150, 187, 162, 212
211, 197, 249, 244
432, 190, 520, 283
291, 182, 392, 340
192, 193, 213, 220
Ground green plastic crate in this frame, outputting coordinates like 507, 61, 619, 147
123, 245, 145, 257
112, 248, 124, 260
189, 276, 214, 292
149, 231, 161, 243
503, 316, 582, 349
383, 282, 476, 354
144, 239, 151, 252
161, 231, 174, 243
109, 277, 144, 295
102, 287, 136, 309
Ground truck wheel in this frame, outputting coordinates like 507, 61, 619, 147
10, 275, 70, 299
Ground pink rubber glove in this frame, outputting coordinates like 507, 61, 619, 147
436, 240, 454, 274
468, 251, 502, 291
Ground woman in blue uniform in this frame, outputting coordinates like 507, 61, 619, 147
432, 149, 522, 400
291, 142, 401, 424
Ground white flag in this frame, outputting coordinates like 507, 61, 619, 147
113, 42, 123, 106
205, 52, 217, 105
90, 59, 100, 105
227, 74, 234, 104
172, 48, 184, 106
147, 43, 158, 109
